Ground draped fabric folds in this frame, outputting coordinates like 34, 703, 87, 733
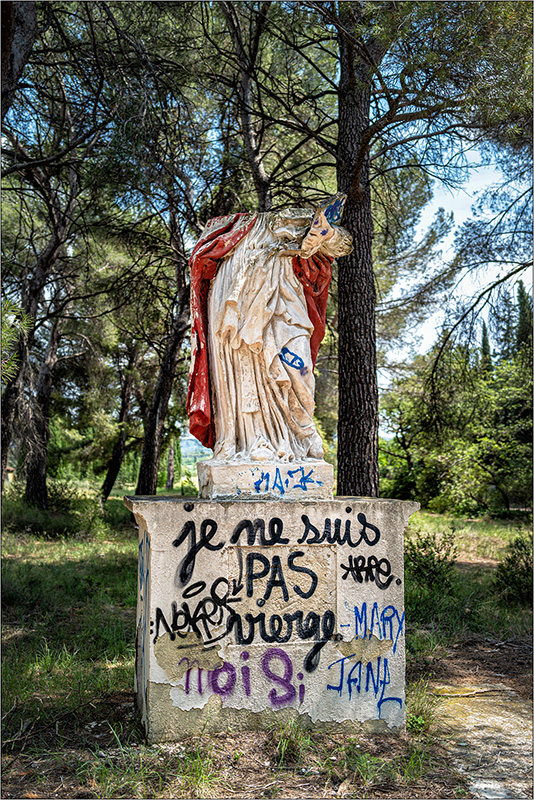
187, 211, 342, 454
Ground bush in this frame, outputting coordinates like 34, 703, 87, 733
178, 468, 198, 496
102, 498, 132, 528
404, 529, 459, 590
493, 535, 533, 607
46, 478, 86, 513
2, 497, 79, 538
1, 480, 107, 539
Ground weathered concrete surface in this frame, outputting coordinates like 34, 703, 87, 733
197, 459, 334, 500
435, 683, 533, 799
125, 496, 418, 743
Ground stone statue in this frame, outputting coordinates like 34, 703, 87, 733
186, 196, 352, 498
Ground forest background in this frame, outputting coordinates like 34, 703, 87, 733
2, 0, 532, 518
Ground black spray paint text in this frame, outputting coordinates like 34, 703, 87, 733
154, 574, 338, 672
173, 512, 381, 586
340, 554, 396, 589
297, 513, 380, 547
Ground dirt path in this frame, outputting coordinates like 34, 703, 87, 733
434, 683, 533, 799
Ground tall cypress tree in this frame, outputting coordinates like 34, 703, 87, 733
481, 320, 492, 373
516, 280, 533, 351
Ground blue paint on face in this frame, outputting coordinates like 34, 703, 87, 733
324, 195, 346, 224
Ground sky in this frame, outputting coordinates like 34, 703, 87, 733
385, 161, 532, 369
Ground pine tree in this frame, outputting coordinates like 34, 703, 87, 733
492, 287, 517, 363
481, 320, 492, 373
516, 280, 533, 351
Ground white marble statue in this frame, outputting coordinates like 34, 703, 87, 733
187, 198, 352, 469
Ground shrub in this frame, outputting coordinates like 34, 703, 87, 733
1, 480, 107, 539
178, 468, 198, 496
2, 496, 79, 537
46, 478, 83, 513
102, 498, 132, 528
404, 529, 459, 590
493, 534, 533, 607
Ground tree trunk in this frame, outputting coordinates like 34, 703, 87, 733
175, 436, 182, 482
1, 255, 46, 489
1, 1, 37, 121
1, 341, 28, 489
165, 440, 175, 491
2, 238, 66, 491
100, 419, 128, 502
221, 2, 272, 212
1, 157, 79, 491
335, 18, 379, 498
100, 348, 138, 501
24, 321, 62, 509
135, 292, 190, 496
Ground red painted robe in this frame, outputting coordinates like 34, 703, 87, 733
186, 213, 334, 449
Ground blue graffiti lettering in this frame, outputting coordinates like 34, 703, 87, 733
254, 472, 269, 493
350, 603, 404, 654
354, 604, 367, 639
272, 468, 285, 495
327, 655, 402, 718
279, 347, 305, 370
252, 467, 321, 495
369, 603, 381, 639
288, 467, 316, 490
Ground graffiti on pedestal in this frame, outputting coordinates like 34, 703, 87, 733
151, 508, 404, 719
137, 528, 150, 708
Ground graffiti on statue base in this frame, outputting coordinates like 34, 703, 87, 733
166, 643, 402, 719
340, 554, 398, 589
252, 466, 322, 494
145, 505, 406, 721
154, 590, 340, 673
170, 511, 382, 587
137, 529, 150, 703
326, 653, 402, 718
338, 601, 405, 654
174, 647, 306, 709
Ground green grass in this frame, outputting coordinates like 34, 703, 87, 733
405, 512, 533, 644
410, 511, 532, 561
393, 739, 428, 784
75, 736, 219, 799
350, 752, 387, 791
180, 742, 220, 798
406, 678, 441, 735
2, 524, 138, 749
316, 730, 444, 798
269, 716, 313, 768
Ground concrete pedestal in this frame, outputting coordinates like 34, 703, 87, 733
197, 459, 334, 500
125, 495, 418, 743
